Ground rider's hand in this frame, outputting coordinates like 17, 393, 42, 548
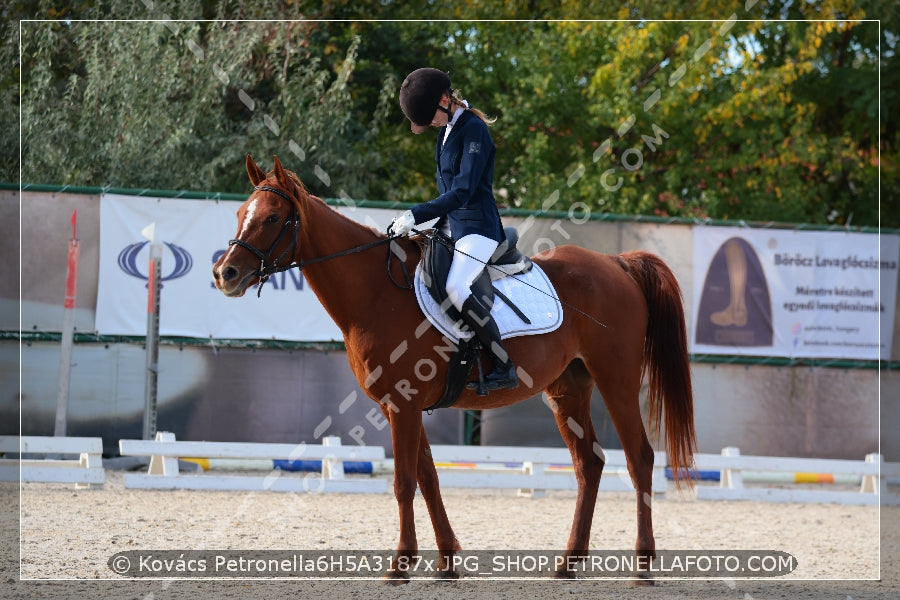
388, 210, 415, 237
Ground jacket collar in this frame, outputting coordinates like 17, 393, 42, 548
438, 109, 474, 150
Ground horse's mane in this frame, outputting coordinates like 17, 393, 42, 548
283, 169, 308, 195
409, 232, 429, 254
261, 167, 309, 217
263, 167, 427, 267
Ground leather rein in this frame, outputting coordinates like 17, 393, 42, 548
228, 184, 412, 297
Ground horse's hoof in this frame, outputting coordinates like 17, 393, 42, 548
434, 569, 461, 580
382, 570, 410, 585
553, 568, 577, 579
629, 571, 655, 586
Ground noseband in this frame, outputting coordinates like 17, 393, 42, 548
228, 183, 413, 297
228, 184, 301, 294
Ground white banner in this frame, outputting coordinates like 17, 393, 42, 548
691, 227, 899, 360
96, 193, 399, 341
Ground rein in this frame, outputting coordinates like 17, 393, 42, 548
229, 184, 413, 297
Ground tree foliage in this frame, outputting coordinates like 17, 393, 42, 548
18, 17, 393, 198
4, 0, 896, 228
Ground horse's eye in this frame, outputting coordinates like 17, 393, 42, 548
266, 214, 280, 224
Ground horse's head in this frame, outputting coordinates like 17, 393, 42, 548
213, 154, 303, 297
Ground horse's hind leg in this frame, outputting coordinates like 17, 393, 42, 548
546, 359, 605, 577
415, 424, 461, 578
583, 356, 657, 580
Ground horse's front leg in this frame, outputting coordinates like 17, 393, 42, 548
382, 403, 422, 584
415, 424, 461, 579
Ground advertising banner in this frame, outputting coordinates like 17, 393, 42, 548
692, 226, 899, 360
96, 193, 397, 341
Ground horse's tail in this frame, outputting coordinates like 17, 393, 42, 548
620, 251, 697, 488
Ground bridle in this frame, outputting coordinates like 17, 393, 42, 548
228, 184, 302, 295
228, 183, 412, 297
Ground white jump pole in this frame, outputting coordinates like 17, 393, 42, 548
54, 210, 80, 437
141, 223, 162, 441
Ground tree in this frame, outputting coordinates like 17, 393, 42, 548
449, 15, 888, 227
18, 17, 396, 199
4, 0, 895, 228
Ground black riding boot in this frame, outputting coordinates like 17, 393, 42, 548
460, 295, 518, 391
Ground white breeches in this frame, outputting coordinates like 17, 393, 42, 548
445, 233, 499, 310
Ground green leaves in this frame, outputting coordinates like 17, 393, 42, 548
6, 3, 893, 228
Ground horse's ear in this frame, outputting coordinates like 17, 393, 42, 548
272, 155, 288, 188
246, 154, 265, 186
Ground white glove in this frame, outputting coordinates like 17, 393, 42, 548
389, 210, 416, 237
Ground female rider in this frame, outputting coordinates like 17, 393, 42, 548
390, 67, 517, 392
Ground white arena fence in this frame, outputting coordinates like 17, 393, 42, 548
424, 445, 666, 498
115, 437, 900, 505
6, 433, 898, 505
118, 432, 387, 493
691, 447, 898, 506
0, 435, 104, 488
118, 433, 665, 498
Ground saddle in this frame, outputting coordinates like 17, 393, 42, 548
421, 227, 534, 409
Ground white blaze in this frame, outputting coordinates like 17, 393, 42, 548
240, 197, 259, 237
221, 197, 258, 263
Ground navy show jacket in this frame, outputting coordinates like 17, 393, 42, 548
410, 109, 505, 244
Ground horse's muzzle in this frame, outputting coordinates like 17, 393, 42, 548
212, 262, 254, 297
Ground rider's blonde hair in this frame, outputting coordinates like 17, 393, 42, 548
449, 90, 497, 126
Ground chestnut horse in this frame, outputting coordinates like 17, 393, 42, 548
213, 155, 696, 580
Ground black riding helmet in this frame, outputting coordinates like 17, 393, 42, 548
399, 68, 452, 131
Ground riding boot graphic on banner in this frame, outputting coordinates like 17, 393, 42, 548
710, 239, 749, 327
695, 236, 773, 347
461, 294, 518, 391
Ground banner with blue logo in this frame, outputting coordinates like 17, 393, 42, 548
691, 226, 899, 360
96, 194, 396, 341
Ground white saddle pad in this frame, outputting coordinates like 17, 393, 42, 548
414, 262, 563, 343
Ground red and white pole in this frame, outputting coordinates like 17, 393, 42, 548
54, 210, 79, 436
142, 224, 162, 441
